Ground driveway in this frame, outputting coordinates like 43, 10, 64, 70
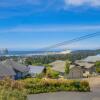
28, 76, 100, 100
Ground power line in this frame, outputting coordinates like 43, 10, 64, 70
40, 32, 100, 51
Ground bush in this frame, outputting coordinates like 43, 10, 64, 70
35, 73, 44, 79
23, 78, 90, 94
95, 61, 100, 73
0, 77, 27, 100
46, 67, 59, 79
0, 77, 90, 100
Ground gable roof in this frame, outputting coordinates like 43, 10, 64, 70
29, 65, 45, 74
69, 65, 82, 71
69, 65, 76, 69
2, 59, 29, 73
50, 60, 66, 73
75, 61, 94, 69
82, 55, 100, 63
0, 63, 16, 77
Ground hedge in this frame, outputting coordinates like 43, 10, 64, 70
0, 78, 90, 100
22, 78, 90, 94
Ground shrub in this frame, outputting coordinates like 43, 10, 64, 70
23, 78, 90, 94
46, 67, 59, 79
35, 73, 44, 79
95, 61, 100, 73
0, 77, 90, 100
0, 77, 27, 100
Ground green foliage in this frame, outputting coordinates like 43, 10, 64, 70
0, 77, 90, 100
65, 61, 70, 74
35, 73, 44, 79
0, 77, 27, 100
95, 61, 100, 66
22, 51, 97, 66
23, 78, 90, 94
46, 67, 59, 79
0, 49, 100, 63
43, 64, 52, 68
25, 57, 33, 65
95, 61, 100, 73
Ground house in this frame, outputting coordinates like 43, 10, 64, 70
0, 63, 16, 80
49, 60, 66, 76
49, 58, 97, 79
28, 65, 45, 77
82, 55, 100, 63
1, 59, 29, 79
67, 65, 83, 79
49, 60, 83, 79
75, 60, 96, 77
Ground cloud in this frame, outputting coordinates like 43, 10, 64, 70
0, 25, 100, 33
1, 0, 100, 8
0, 25, 100, 50
65, 0, 85, 6
64, 0, 100, 7
0, 0, 100, 19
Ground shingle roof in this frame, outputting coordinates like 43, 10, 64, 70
0, 63, 16, 76
69, 65, 76, 69
50, 60, 66, 73
29, 65, 44, 74
69, 65, 82, 70
2, 59, 29, 73
75, 61, 94, 69
82, 55, 100, 63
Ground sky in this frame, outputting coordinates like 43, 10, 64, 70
0, 0, 100, 50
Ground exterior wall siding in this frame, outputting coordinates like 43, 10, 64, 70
67, 67, 83, 79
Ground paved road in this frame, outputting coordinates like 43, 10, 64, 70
28, 91, 100, 100
28, 77, 100, 100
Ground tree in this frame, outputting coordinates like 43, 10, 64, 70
95, 61, 100, 73
24, 58, 32, 66
43, 64, 52, 68
65, 61, 70, 74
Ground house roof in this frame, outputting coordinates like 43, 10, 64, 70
50, 60, 66, 73
75, 61, 94, 69
0, 63, 16, 77
28, 65, 44, 74
2, 59, 29, 73
69, 65, 82, 70
69, 65, 76, 69
82, 55, 100, 63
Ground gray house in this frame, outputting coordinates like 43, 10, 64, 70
67, 65, 83, 79
0, 63, 15, 79
50, 60, 83, 79
75, 60, 96, 77
1, 59, 29, 79
82, 55, 100, 63
75, 61, 95, 73
49, 59, 96, 79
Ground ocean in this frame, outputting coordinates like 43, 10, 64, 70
3, 51, 61, 56
7, 51, 48, 56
